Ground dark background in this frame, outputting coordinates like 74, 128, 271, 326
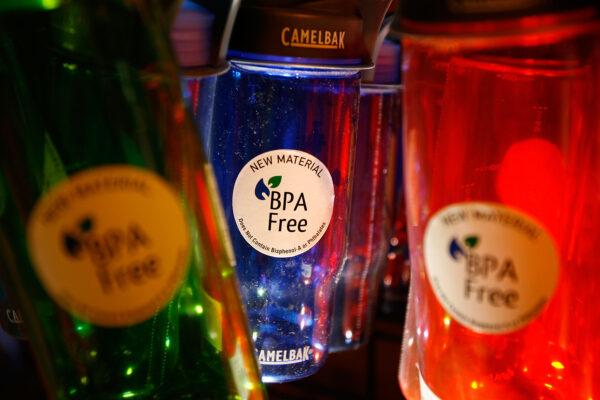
268, 319, 406, 400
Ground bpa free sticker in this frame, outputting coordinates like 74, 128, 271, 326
232, 149, 334, 258
28, 166, 190, 327
424, 202, 559, 334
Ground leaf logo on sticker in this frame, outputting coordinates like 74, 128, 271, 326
448, 235, 479, 260
254, 176, 282, 200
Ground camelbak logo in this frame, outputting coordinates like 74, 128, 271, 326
258, 346, 312, 365
281, 27, 346, 50
5, 308, 23, 324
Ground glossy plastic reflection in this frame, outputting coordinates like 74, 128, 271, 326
186, 75, 218, 154
0, 3, 264, 399
207, 62, 359, 382
399, 12, 600, 400
378, 85, 410, 320
330, 85, 399, 351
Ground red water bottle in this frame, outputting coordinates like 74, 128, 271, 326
396, 1, 600, 398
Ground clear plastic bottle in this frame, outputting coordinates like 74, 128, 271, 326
210, 61, 360, 382
206, 0, 391, 383
396, 1, 600, 398
330, 40, 403, 351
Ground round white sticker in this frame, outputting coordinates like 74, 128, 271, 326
424, 202, 559, 334
232, 149, 334, 258
27, 166, 190, 327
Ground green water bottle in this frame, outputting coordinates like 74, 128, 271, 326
0, 1, 265, 399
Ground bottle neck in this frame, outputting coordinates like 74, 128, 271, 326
230, 59, 362, 79
399, 6, 599, 37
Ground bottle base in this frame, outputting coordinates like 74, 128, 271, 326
260, 360, 324, 383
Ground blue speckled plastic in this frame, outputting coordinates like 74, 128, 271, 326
203, 61, 360, 382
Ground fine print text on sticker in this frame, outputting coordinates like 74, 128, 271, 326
27, 165, 190, 327
424, 202, 559, 334
232, 149, 335, 258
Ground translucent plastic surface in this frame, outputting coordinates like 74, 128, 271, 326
330, 86, 399, 351
400, 13, 600, 400
0, 3, 264, 399
208, 62, 359, 382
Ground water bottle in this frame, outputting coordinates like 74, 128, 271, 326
173, 0, 240, 150
0, 278, 25, 339
378, 40, 410, 321
0, 1, 264, 398
207, 0, 392, 382
330, 39, 403, 351
396, 0, 600, 398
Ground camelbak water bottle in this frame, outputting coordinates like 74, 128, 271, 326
330, 39, 402, 352
396, 1, 600, 398
207, 0, 392, 382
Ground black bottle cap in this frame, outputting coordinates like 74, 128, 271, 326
362, 2, 398, 82
396, 0, 598, 26
228, 0, 374, 68
172, 0, 239, 75
371, 39, 401, 85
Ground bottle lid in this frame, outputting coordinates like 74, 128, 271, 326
228, 0, 377, 68
396, 0, 598, 27
171, 0, 240, 75
372, 39, 401, 85
171, 1, 214, 68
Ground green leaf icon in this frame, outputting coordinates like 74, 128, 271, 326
268, 176, 282, 188
464, 236, 479, 249
79, 217, 93, 232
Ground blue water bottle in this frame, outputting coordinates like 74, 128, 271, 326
207, 0, 392, 382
